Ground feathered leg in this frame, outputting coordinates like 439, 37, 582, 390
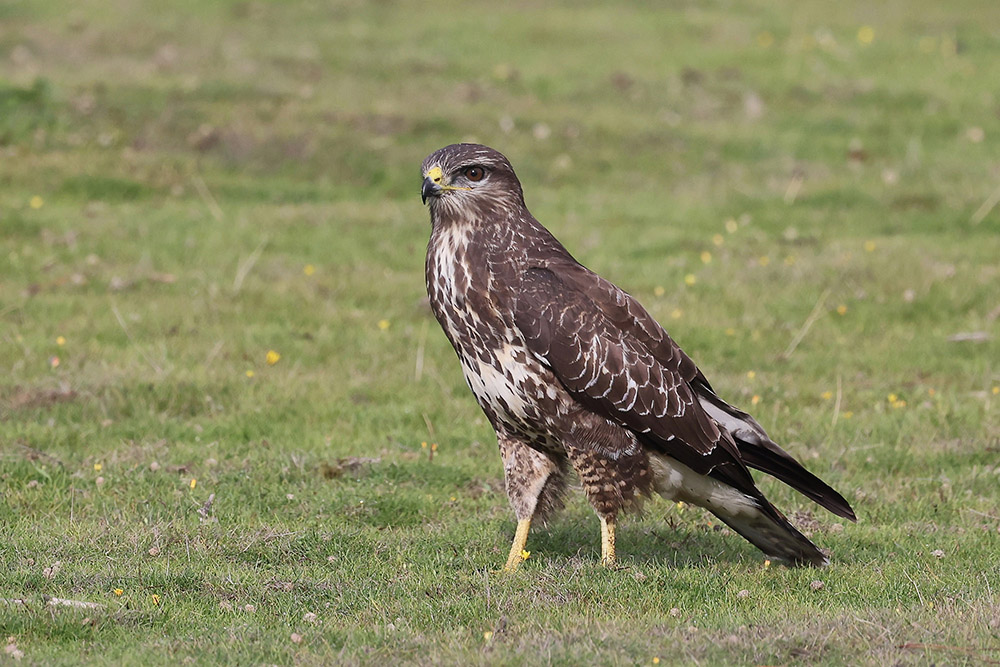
498, 434, 566, 571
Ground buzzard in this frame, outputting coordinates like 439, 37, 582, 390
420, 143, 854, 570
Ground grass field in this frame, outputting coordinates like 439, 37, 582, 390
2, 0, 1000, 664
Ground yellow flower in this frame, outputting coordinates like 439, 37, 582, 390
676, 501, 686, 511
751, 395, 760, 405
653, 658, 661, 665
992, 386, 999, 395
431, 443, 438, 452
684, 274, 696, 286
670, 309, 682, 320
836, 304, 848, 316
56, 336, 66, 346
864, 240, 876, 252
821, 391, 833, 400
245, 370, 255, 378
94, 463, 103, 472
303, 264, 316, 276
190, 478, 197, 489
725, 218, 738, 234
483, 631, 493, 641
377, 319, 390, 331
700, 251, 712, 264
152, 594, 161, 606
763, 559, 771, 569
520, 550, 530, 560
746, 371, 756, 380
653, 285, 665, 297
114, 588, 123, 596
843, 411, 854, 419
888, 393, 898, 403
712, 234, 724, 247
421, 441, 428, 449
266, 350, 281, 365
857, 25, 875, 45
758, 255, 770, 267
29, 195, 44, 209
928, 388, 936, 397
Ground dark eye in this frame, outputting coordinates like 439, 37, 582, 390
465, 166, 485, 182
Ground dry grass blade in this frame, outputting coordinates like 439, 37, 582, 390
779, 288, 831, 360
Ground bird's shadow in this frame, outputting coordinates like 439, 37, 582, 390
520, 511, 874, 569
522, 518, 752, 568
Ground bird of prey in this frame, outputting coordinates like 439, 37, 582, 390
420, 143, 855, 570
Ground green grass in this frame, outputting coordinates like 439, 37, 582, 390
2, 0, 1000, 663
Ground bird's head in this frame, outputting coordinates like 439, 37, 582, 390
420, 144, 524, 221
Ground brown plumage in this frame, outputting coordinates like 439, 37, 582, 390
420, 143, 855, 569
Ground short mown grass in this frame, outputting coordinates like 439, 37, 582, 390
2, 0, 999, 664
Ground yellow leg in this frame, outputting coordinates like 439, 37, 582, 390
600, 516, 616, 566
503, 519, 532, 571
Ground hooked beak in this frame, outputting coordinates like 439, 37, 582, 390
421, 177, 441, 205
421, 165, 445, 204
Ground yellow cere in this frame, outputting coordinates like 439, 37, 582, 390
425, 164, 471, 192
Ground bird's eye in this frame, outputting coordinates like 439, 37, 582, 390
465, 166, 485, 182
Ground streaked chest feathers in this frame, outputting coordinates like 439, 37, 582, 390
426, 223, 556, 428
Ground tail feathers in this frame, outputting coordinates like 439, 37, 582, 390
712, 502, 829, 567
738, 439, 856, 521
696, 389, 856, 522
647, 452, 830, 566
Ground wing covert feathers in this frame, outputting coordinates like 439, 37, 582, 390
515, 259, 855, 524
